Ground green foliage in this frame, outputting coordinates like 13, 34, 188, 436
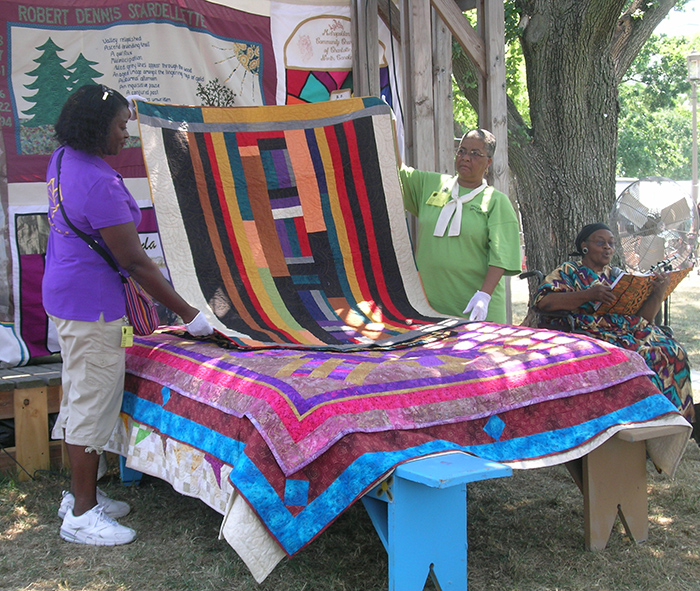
505, 40, 530, 126
453, 3, 700, 181
623, 35, 692, 110
504, 0, 523, 44
617, 32, 700, 179
617, 87, 691, 178
452, 2, 530, 133
452, 90, 477, 135
195, 78, 236, 107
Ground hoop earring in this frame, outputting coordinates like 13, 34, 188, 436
582, 247, 588, 255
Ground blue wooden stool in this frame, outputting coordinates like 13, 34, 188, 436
362, 452, 512, 591
118, 455, 143, 486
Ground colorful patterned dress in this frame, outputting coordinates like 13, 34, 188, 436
534, 261, 694, 422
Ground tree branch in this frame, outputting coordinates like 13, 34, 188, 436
612, 0, 677, 82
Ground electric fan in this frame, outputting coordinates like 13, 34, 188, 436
610, 177, 698, 273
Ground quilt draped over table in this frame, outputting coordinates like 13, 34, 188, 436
114, 97, 691, 582
115, 325, 688, 560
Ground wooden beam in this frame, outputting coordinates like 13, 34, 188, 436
482, 0, 508, 194
378, 0, 401, 42
455, 0, 477, 9
476, 1, 511, 322
430, 0, 486, 78
14, 386, 50, 480
433, 8, 454, 173
352, 0, 380, 97
402, 0, 435, 170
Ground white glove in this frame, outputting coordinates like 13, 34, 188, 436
463, 291, 491, 321
186, 311, 214, 336
125, 94, 146, 121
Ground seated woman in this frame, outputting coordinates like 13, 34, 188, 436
534, 223, 695, 427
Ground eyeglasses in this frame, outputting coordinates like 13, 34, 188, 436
455, 148, 487, 159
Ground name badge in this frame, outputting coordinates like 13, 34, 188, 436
121, 325, 134, 348
426, 191, 449, 206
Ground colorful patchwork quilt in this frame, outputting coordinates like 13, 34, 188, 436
115, 98, 691, 582
114, 324, 689, 562
136, 97, 447, 350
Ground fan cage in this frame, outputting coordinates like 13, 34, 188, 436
611, 177, 698, 273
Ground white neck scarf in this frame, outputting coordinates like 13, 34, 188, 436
433, 178, 487, 237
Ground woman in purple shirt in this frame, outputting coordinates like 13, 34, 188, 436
43, 85, 213, 546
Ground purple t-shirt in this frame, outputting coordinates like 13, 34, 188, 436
42, 146, 142, 321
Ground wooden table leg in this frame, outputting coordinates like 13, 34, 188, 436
14, 386, 50, 481
582, 435, 648, 550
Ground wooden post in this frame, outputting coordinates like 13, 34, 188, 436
480, 0, 513, 323
481, 0, 508, 193
430, 0, 485, 77
14, 386, 50, 480
432, 8, 454, 174
351, 0, 380, 97
402, 0, 435, 171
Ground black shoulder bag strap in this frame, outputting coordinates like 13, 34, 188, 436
54, 148, 128, 285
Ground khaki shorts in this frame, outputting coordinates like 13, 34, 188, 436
50, 315, 126, 453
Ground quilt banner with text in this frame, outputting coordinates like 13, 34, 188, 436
0, 0, 401, 365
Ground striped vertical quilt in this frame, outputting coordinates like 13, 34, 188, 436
137, 97, 451, 349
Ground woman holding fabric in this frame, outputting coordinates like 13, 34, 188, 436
43, 84, 213, 546
400, 129, 521, 323
534, 222, 695, 426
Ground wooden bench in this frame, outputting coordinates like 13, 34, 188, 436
358, 424, 689, 589
361, 452, 512, 591
114, 424, 689, 589
0, 362, 64, 480
565, 424, 691, 550
116, 449, 511, 590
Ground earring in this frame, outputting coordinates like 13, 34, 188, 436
582, 247, 588, 255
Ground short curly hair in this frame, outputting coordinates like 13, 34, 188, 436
54, 85, 129, 155
463, 129, 497, 158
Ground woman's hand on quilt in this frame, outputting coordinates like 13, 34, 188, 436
125, 94, 146, 120
186, 311, 214, 336
463, 290, 491, 321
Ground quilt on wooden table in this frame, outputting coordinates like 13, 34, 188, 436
119, 323, 689, 556
136, 96, 448, 350
126, 97, 691, 573
126, 323, 656, 475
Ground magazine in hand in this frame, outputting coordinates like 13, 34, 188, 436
594, 267, 692, 315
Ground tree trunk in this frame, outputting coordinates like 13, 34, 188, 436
453, 0, 677, 309
514, 0, 624, 286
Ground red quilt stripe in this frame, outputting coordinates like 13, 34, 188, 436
341, 119, 407, 325
204, 131, 298, 344
322, 125, 376, 311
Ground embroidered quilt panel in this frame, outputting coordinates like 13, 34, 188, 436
136, 97, 449, 349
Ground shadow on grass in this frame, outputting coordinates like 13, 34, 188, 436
2, 442, 700, 591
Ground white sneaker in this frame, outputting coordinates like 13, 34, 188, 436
60, 505, 136, 546
58, 488, 131, 520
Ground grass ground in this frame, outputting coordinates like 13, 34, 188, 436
2, 274, 699, 591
